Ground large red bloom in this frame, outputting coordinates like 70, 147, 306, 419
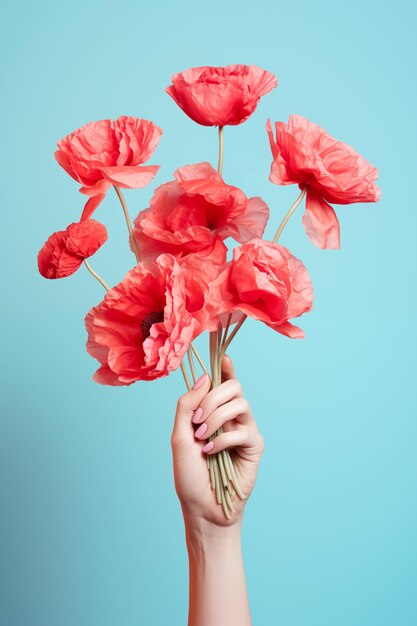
133, 162, 269, 260
266, 115, 381, 249
212, 239, 313, 338
55, 116, 162, 220
166, 65, 277, 126
179, 237, 228, 332
85, 254, 216, 386
38, 219, 107, 279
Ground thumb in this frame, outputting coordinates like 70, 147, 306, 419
172, 373, 211, 443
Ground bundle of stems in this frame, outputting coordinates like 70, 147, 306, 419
181, 315, 248, 520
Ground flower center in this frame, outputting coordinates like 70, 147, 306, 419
141, 310, 164, 340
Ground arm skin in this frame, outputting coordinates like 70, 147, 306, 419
171, 355, 265, 626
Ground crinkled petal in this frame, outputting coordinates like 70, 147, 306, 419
100, 165, 159, 189
65, 220, 108, 257
267, 320, 305, 338
229, 196, 270, 242
37, 231, 83, 279
174, 162, 221, 183
79, 178, 111, 197
303, 188, 341, 249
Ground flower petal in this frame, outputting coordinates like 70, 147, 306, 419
267, 320, 305, 338
174, 162, 221, 183
230, 196, 270, 242
303, 188, 341, 249
65, 220, 108, 257
79, 178, 111, 197
37, 231, 83, 279
81, 194, 106, 221
100, 165, 159, 188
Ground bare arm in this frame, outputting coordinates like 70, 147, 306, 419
171, 355, 264, 626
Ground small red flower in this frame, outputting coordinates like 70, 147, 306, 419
267, 115, 381, 249
55, 116, 162, 220
84, 254, 213, 386
212, 239, 313, 338
133, 162, 269, 260
38, 220, 107, 279
166, 65, 277, 126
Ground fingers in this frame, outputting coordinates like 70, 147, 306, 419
221, 354, 236, 382
202, 429, 264, 456
171, 373, 211, 444
197, 378, 244, 423
194, 396, 252, 440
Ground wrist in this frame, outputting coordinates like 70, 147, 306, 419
183, 513, 242, 550
183, 512, 251, 626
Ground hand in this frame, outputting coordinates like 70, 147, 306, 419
171, 354, 265, 528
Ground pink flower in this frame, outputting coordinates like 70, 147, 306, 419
166, 65, 277, 126
55, 116, 162, 220
212, 239, 313, 338
38, 219, 107, 279
179, 238, 228, 333
266, 115, 381, 249
133, 162, 269, 259
85, 254, 209, 386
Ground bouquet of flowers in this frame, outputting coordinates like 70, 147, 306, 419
38, 64, 380, 520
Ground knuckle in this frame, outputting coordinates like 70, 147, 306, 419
233, 380, 243, 396
177, 395, 188, 411
244, 428, 253, 443
258, 434, 265, 452
239, 397, 250, 413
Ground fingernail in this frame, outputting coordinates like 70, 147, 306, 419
195, 422, 208, 438
202, 441, 214, 453
192, 407, 204, 424
193, 374, 207, 390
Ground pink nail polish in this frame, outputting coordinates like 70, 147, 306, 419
202, 441, 214, 453
192, 407, 204, 424
192, 373, 207, 390
195, 422, 208, 438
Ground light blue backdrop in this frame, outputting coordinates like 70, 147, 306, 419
1, 1, 416, 624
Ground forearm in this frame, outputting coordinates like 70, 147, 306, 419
184, 515, 252, 626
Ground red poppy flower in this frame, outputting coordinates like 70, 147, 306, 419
212, 239, 313, 338
55, 116, 162, 220
266, 115, 381, 249
84, 254, 210, 386
133, 162, 269, 260
179, 237, 228, 333
38, 219, 107, 279
166, 64, 277, 126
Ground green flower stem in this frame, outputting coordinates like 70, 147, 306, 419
272, 187, 307, 244
180, 361, 191, 391
187, 348, 197, 384
190, 343, 209, 375
114, 185, 141, 262
219, 314, 247, 361
83, 259, 110, 291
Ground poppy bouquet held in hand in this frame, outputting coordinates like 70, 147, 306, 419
38, 63, 380, 521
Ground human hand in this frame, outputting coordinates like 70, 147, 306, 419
171, 354, 264, 528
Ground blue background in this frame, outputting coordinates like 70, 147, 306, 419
1, 1, 416, 624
